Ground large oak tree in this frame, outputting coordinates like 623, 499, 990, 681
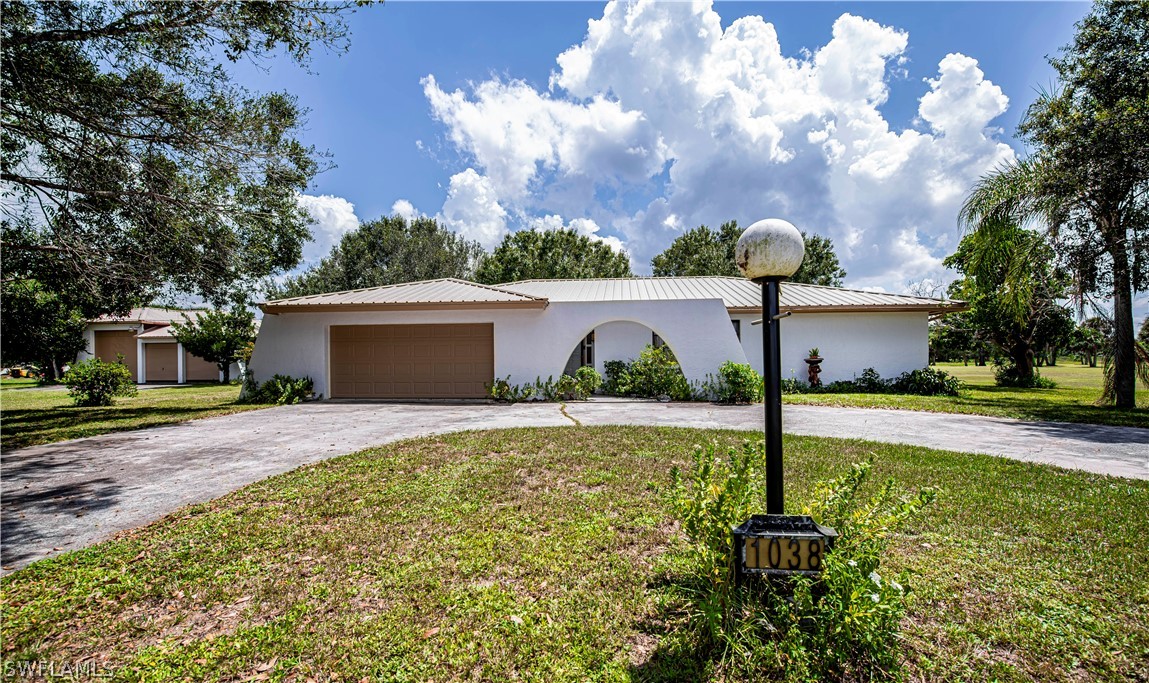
475, 229, 632, 284
650, 220, 846, 286
1, 1, 364, 317
270, 215, 485, 298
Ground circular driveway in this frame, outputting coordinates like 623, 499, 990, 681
2, 400, 1146, 571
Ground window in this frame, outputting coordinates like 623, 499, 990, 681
582, 331, 595, 367
652, 332, 665, 349
732, 319, 741, 341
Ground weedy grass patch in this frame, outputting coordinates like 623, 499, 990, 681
1, 426, 1146, 682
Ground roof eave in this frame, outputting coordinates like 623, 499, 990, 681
260, 300, 549, 315
728, 303, 970, 315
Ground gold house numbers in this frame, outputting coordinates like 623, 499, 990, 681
733, 515, 838, 581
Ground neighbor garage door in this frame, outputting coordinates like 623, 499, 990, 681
94, 330, 139, 382
330, 324, 494, 399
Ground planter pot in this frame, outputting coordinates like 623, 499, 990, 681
803, 357, 824, 387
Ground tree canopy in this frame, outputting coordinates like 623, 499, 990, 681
1, 0, 363, 316
960, 0, 1148, 407
475, 229, 632, 284
270, 215, 485, 299
944, 222, 1072, 384
650, 220, 846, 286
170, 308, 256, 383
0, 280, 87, 380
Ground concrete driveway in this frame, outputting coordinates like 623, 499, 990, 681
2, 400, 1146, 571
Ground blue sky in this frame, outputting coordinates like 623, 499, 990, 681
233, 1, 1094, 294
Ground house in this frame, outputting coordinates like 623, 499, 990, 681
249, 277, 966, 400
78, 308, 234, 383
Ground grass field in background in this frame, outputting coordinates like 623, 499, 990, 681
2, 426, 1144, 682
784, 361, 1149, 428
0, 383, 268, 450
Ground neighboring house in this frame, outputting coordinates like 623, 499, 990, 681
250, 277, 966, 400
79, 308, 235, 384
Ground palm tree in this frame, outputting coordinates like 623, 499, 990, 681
961, 158, 1148, 407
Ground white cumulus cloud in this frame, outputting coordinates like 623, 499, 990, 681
391, 199, 419, 222
422, 0, 1017, 291
438, 168, 509, 249
529, 213, 629, 255
296, 193, 360, 266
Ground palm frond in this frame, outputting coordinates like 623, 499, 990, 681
1098, 339, 1149, 406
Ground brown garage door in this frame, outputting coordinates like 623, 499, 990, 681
330, 324, 494, 399
94, 330, 138, 382
145, 343, 178, 382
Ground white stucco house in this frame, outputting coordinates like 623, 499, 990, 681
79, 308, 240, 384
249, 277, 966, 400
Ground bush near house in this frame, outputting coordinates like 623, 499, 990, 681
708, 361, 763, 404
602, 345, 702, 400
62, 357, 137, 407
487, 367, 604, 403
240, 374, 314, 405
783, 367, 962, 397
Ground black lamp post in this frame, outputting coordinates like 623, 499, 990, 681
732, 219, 837, 582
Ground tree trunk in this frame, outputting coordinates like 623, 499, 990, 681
220, 362, 231, 384
1011, 340, 1036, 383
1109, 227, 1136, 409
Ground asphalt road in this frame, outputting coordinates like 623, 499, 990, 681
2, 400, 1146, 571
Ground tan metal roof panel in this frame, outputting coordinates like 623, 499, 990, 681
261, 278, 548, 313
498, 277, 964, 313
92, 307, 204, 325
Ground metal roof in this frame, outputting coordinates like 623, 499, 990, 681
258, 277, 964, 314
499, 277, 965, 314
261, 278, 548, 313
92, 307, 204, 325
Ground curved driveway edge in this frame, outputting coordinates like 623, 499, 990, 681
2, 401, 1146, 571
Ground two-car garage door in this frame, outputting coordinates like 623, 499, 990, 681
329, 324, 494, 399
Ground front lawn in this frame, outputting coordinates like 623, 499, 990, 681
784, 361, 1149, 428
2, 427, 1144, 681
0, 383, 269, 450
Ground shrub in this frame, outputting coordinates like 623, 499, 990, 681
574, 365, 602, 396
487, 376, 535, 403
487, 371, 599, 403
241, 373, 314, 405
62, 357, 137, 407
602, 360, 630, 395
666, 445, 937, 680
994, 363, 1057, 388
553, 374, 582, 400
890, 367, 963, 396
781, 377, 809, 394
711, 361, 763, 404
781, 367, 961, 397
852, 367, 889, 393
601, 345, 701, 400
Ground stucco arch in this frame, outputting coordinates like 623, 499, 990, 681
555, 317, 688, 379
514, 299, 748, 386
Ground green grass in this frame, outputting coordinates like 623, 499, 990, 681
2, 426, 1145, 681
784, 361, 1149, 428
0, 378, 41, 389
0, 383, 270, 450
